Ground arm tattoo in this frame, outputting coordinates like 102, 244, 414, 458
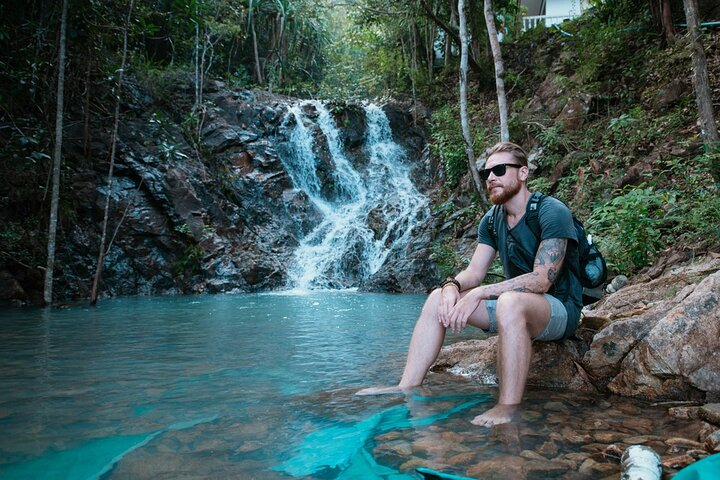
506, 274, 536, 293
534, 238, 566, 284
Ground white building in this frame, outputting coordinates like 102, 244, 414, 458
521, 0, 589, 30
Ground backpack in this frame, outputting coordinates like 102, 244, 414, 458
487, 192, 607, 306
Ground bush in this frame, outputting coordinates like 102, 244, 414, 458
430, 104, 488, 187
430, 240, 463, 278
586, 185, 672, 273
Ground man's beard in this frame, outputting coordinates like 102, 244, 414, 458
487, 179, 522, 205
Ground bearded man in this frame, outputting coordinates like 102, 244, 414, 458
357, 141, 583, 426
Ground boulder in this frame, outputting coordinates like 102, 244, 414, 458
607, 270, 720, 399
582, 315, 657, 382
433, 335, 593, 391
557, 93, 591, 131
700, 404, 720, 427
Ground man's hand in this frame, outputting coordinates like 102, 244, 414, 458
437, 286, 460, 327
445, 290, 481, 333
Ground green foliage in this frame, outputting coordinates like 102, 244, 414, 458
0, 218, 44, 270
586, 185, 672, 273
537, 125, 573, 154
676, 187, 720, 242
662, 152, 720, 241
430, 240, 463, 278
148, 112, 189, 162
175, 223, 193, 237
175, 244, 204, 277
430, 105, 468, 186
527, 176, 552, 194
564, 16, 656, 102
0, 222, 32, 266
430, 104, 488, 186
586, 0, 650, 24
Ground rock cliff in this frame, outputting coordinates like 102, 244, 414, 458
0, 79, 439, 304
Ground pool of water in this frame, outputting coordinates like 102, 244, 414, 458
0, 292, 706, 479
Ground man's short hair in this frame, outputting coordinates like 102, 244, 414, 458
486, 141, 528, 167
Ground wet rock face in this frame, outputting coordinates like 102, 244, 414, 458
433, 255, 720, 402
10, 86, 434, 303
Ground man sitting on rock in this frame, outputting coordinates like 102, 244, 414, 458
357, 141, 583, 426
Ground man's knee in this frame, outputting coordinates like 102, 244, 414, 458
424, 288, 442, 309
419, 288, 444, 320
495, 292, 536, 330
495, 291, 529, 313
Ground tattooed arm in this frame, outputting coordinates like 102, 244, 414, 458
477, 238, 567, 299
443, 238, 567, 330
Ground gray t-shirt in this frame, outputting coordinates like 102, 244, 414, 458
477, 195, 583, 338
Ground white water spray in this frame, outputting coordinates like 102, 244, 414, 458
279, 101, 428, 291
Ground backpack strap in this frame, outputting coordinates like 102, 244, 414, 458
524, 192, 545, 241
487, 204, 499, 239
488, 193, 544, 242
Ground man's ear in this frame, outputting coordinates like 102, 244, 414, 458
519, 166, 529, 182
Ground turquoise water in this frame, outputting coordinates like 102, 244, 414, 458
0, 292, 704, 479
0, 292, 485, 479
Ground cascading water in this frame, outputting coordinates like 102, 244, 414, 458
279, 101, 428, 291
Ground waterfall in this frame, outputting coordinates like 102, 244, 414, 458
279, 101, 428, 291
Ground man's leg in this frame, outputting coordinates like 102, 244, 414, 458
471, 291, 552, 426
356, 288, 490, 395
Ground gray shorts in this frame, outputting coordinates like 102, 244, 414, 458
484, 294, 568, 341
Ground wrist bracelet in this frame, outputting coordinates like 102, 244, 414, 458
440, 277, 461, 291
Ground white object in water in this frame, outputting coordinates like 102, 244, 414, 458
621, 445, 662, 480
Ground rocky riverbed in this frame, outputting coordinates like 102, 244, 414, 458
369, 388, 719, 479
215, 382, 720, 479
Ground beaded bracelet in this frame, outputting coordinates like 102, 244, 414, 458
440, 277, 461, 291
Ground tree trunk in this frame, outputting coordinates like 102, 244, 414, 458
276, 10, 286, 86
683, 0, 720, 158
445, 1, 457, 66
83, 52, 92, 157
425, 19, 435, 79
661, 0, 675, 44
194, 19, 200, 109
44, 0, 69, 306
90, 0, 134, 305
249, 0, 264, 85
408, 24, 418, 126
484, 0, 510, 141
458, 0, 485, 197
419, 0, 483, 74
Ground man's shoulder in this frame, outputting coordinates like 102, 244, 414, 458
535, 194, 572, 215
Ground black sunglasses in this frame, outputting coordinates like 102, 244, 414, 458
480, 163, 522, 181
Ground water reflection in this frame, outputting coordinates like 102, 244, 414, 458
0, 293, 709, 479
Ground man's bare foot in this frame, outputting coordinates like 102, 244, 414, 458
355, 385, 406, 396
471, 404, 519, 427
